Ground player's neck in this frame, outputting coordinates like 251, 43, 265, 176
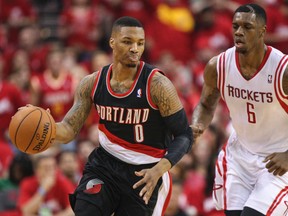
111, 63, 139, 82
239, 45, 267, 70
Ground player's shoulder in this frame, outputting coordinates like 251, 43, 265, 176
75, 71, 99, 95
205, 46, 235, 72
204, 55, 219, 77
207, 56, 218, 67
81, 71, 98, 85
207, 47, 234, 67
150, 70, 173, 89
268, 46, 287, 59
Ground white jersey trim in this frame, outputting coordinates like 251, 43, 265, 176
152, 172, 172, 216
98, 130, 161, 165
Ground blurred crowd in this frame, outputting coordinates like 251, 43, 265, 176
0, 0, 287, 215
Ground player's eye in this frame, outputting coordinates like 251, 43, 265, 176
244, 25, 252, 29
123, 40, 131, 44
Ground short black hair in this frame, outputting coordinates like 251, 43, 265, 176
9, 153, 34, 185
234, 3, 267, 24
112, 16, 143, 30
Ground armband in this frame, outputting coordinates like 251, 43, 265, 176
163, 109, 193, 166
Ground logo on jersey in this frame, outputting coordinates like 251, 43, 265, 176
268, 75, 273, 83
84, 178, 104, 194
137, 88, 142, 98
226, 84, 273, 103
96, 105, 150, 124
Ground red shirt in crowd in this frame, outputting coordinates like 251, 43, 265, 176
18, 172, 75, 215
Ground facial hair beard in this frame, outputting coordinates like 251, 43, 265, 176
126, 63, 137, 68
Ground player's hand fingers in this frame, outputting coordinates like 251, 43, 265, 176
143, 190, 152, 205
265, 159, 275, 169
18, 104, 34, 110
272, 167, 283, 176
279, 169, 287, 176
133, 170, 147, 189
190, 125, 204, 140
263, 153, 275, 163
139, 183, 154, 204
266, 163, 276, 173
135, 170, 145, 177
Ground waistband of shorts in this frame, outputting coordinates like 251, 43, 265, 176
98, 144, 158, 168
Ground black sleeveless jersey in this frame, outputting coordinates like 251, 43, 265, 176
91, 61, 171, 163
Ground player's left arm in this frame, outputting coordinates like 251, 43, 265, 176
150, 72, 193, 166
264, 64, 288, 176
54, 73, 96, 144
133, 72, 192, 204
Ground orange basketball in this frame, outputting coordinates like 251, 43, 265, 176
9, 106, 56, 154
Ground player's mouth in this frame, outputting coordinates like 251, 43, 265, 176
235, 39, 245, 48
128, 54, 139, 62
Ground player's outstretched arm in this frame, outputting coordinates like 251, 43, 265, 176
133, 71, 192, 204
191, 56, 221, 140
55, 73, 97, 144
150, 72, 192, 166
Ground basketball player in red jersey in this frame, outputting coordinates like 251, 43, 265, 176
44, 16, 192, 216
191, 3, 288, 216
30, 49, 77, 122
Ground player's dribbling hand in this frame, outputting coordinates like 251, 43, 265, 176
18, 104, 35, 110
19, 104, 51, 114
264, 151, 288, 176
133, 168, 161, 205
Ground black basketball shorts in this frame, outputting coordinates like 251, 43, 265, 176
69, 146, 162, 216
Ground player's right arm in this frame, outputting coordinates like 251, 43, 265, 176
54, 72, 97, 144
191, 56, 221, 139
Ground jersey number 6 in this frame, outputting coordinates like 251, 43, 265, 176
247, 102, 256, 124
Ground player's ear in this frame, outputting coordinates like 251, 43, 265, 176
109, 38, 114, 49
260, 25, 266, 38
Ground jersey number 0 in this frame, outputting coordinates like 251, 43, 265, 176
134, 124, 144, 142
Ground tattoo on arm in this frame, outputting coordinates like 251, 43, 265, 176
150, 72, 182, 116
63, 74, 95, 135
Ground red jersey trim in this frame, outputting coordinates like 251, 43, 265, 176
236, 46, 272, 80
221, 53, 226, 101
274, 55, 288, 113
106, 61, 144, 98
147, 69, 159, 110
91, 69, 103, 100
275, 55, 288, 99
222, 142, 228, 210
98, 124, 166, 158
266, 186, 288, 216
217, 54, 222, 92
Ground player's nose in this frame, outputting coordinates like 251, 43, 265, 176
235, 26, 244, 35
130, 43, 138, 52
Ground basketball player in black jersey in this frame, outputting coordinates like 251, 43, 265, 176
46, 16, 192, 215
